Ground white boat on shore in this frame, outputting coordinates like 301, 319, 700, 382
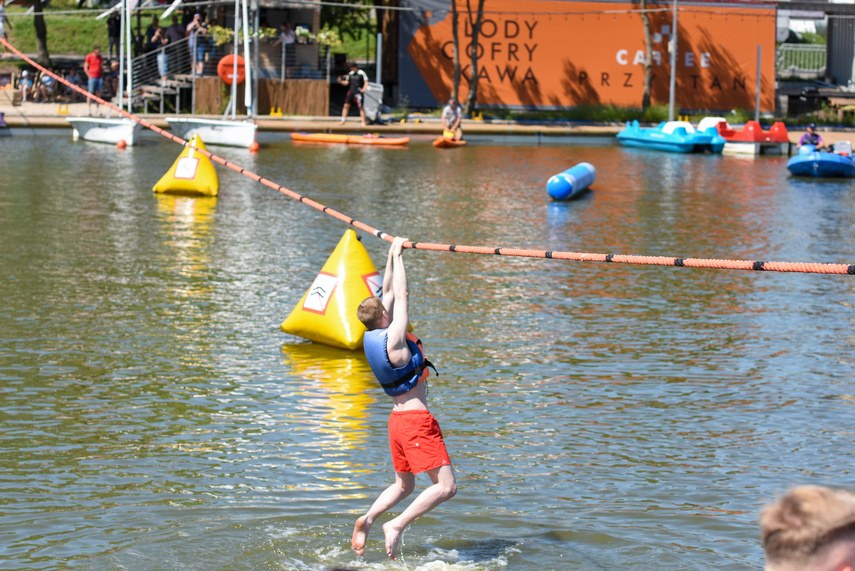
165, 0, 257, 149
67, 117, 141, 145
165, 118, 257, 148
66, 0, 138, 145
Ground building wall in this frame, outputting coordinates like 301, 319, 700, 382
399, 0, 777, 112
194, 77, 329, 115
827, 17, 855, 87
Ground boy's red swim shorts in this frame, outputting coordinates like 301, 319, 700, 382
388, 410, 451, 474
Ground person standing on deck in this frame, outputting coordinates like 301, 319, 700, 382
339, 61, 368, 126
1, 3, 14, 55
352, 237, 457, 561
83, 45, 104, 116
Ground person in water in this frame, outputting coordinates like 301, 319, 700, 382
441, 98, 463, 141
760, 485, 855, 571
798, 122, 829, 151
353, 236, 457, 560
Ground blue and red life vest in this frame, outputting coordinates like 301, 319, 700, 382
363, 329, 435, 396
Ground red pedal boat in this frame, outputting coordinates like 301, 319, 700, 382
713, 120, 789, 143
698, 117, 790, 155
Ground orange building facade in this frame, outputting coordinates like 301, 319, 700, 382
399, 0, 777, 111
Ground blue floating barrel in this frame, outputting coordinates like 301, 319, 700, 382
547, 163, 597, 200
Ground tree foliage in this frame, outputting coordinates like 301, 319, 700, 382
463, 0, 485, 114
33, 0, 51, 67
321, 0, 373, 43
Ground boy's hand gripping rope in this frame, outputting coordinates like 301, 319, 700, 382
4, 37, 853, 276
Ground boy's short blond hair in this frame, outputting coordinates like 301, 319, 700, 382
357, 297, 385, 330
761, 485, 855, 569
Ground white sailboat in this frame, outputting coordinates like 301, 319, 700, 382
167, 0, 258, 148
67, 0, 141, 145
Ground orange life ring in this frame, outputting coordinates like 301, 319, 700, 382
217, 55, 246, 85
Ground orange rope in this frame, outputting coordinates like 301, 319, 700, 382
4, 38, 853, 277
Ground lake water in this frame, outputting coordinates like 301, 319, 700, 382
1, 130, 854, 570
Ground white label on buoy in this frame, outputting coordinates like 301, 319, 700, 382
362, 272, 382, 297
303, 271, 338, 315
174, 157, 199, 179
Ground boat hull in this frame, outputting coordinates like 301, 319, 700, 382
787, 151, 855, 178
167, 118, 258, 148
66, 117, 141, 145
433, 137, 467, 148
617, 120, 724, 153
290, 132, 410, 146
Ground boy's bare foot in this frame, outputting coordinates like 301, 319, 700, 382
383, 521, 404, 560
351, 515, 370, 556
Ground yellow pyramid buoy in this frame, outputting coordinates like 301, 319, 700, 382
153, 134, 219, 197
281, 229, 382, 350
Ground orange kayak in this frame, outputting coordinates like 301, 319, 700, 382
291, 132, 410, 146
433, 137, 467, 148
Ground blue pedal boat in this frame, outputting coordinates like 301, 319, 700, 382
617, 120, 725, 153
787, 145, 855, 178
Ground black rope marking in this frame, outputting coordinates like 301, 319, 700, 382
411, 242, 419, 248
849, 265, 855, 275
545, 251, 553, 258
675, 258, 685, 267
450, 245, 457, 252
495, 248, 502, 255
753, 261, 766, 271
605, 254, 615, 263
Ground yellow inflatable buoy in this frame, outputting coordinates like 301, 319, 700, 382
281, 229, 382, 350
153, 134, 219, 197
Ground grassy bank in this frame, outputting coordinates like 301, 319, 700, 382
3, 0, 373, 60
5, 9, 108, 56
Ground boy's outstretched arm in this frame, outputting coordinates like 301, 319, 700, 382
385, 237, 411, 368
381, 239, 397, 318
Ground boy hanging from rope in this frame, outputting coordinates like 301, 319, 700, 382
353, 236, 457, 560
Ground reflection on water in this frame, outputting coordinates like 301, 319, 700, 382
281, 342, 376, 450
155, 193, 218, 297
1, 133, 854, 569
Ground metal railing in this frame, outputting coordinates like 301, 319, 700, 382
125, 34, 331, 112
131, 36, 195, 90
254, 38, 334, 81
777, 43, 826, 76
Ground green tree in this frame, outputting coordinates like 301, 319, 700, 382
463, 0, 485, 115
321, 0, 372, 46
450, 0, 460, 102
375, 0, 399, 87
640, 0, 652, 109
33, 0, 51, 67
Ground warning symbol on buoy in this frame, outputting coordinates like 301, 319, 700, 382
362, 272, 382, 297
303, 272, 338, 314
174, 157, 199, 179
